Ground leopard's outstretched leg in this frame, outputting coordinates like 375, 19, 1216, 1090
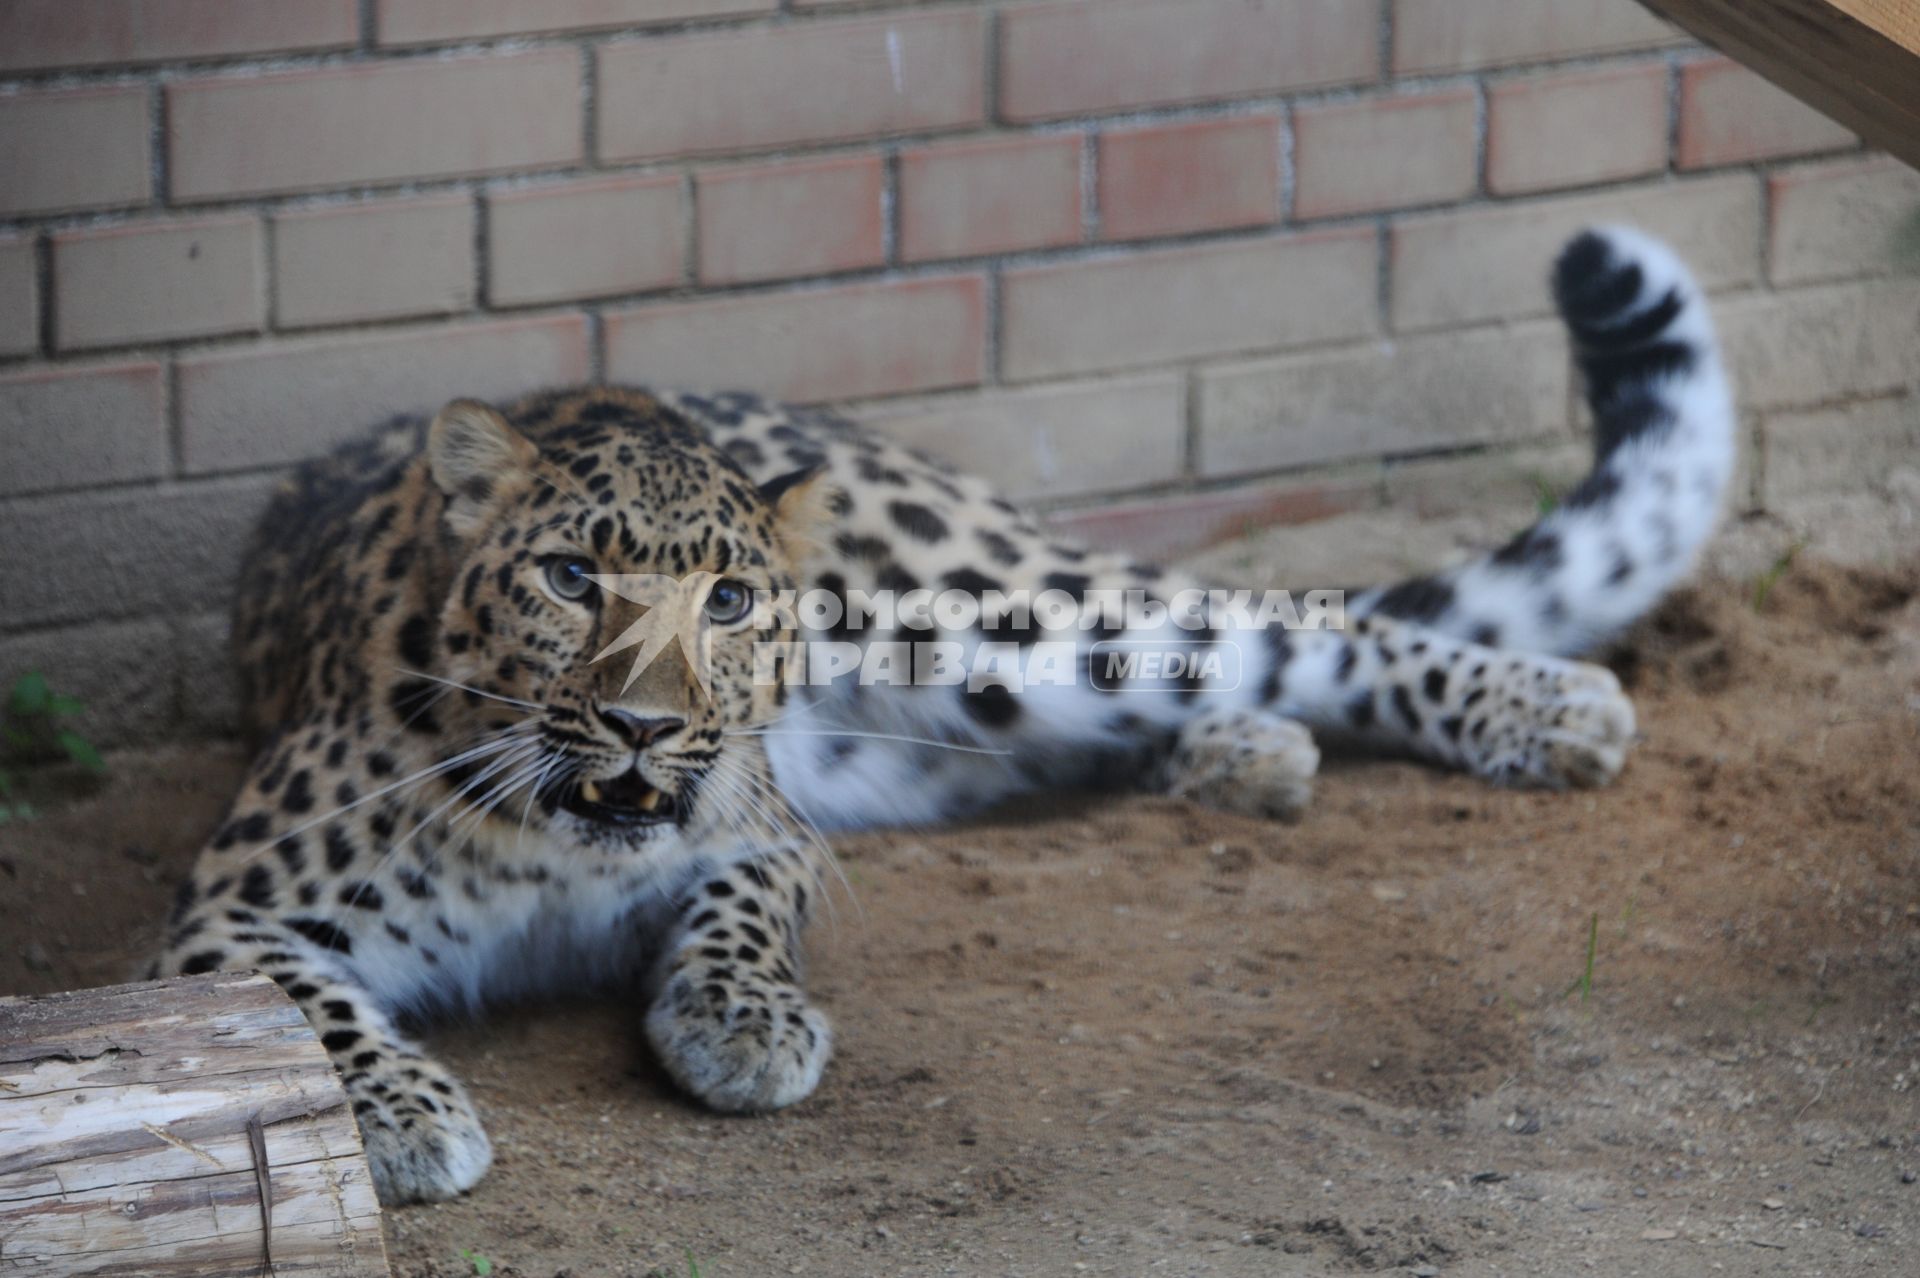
1266, 615, 1634, 788
645, 846, 830, 1112
158, 883, 492, 1204
1167, 223, 1724, 794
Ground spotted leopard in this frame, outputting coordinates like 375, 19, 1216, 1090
158, 228, 1733, 1203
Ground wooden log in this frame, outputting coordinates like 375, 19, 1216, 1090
0, 972, 388, 1277
1640, 0, 1920, 170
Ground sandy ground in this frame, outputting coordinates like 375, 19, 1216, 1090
4, 548, 1918, 1277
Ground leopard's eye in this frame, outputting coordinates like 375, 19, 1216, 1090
704, 578, 752, 625
542, 555, 598, 603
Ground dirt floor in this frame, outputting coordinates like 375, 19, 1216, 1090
4, 553, 1919, 1277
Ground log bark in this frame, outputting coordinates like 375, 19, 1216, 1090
0, 972, 389, 1276
1641, 0, 1920, 170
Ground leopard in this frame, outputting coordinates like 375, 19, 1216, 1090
157, 227, 1734, 1204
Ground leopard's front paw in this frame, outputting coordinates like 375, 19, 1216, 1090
347, 1056, 493, 1205
1479, 660, 1636, 789
645, 970, 832, 1113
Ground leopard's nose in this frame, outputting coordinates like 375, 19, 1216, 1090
597, 706, 686, 749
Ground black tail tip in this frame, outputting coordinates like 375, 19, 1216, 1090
1553, 230, 1642, 325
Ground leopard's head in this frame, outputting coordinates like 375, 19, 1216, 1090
420, 390, 831, 853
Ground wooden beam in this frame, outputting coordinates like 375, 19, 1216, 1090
0, 973, 390, 1277
1640, 0, 1920, 170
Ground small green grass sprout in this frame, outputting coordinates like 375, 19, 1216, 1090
1562, 911, 1599, 1004
1531, 474, 1562, 517
1751, 539, 1806, 613
1, 671, 103, 823
646, 1250, 706, 1278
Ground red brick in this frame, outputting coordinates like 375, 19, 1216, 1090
0, 1, 357, 72
55, 214, 262, 350
1758, 393, 1920, 502
898, 135, 1082, 263
1390, 175, 1762, 331
376, 0, 775, 44
1000, 0, 1376, 122
0, 86, 151, 216
175, 611, 241, 736
1046, 477, 1376, 561
1381, 442, 1591, 521
1294, 90, 1478, 219
1391, 0, 1679, 74
598, 11, 985, 162
0, 237, 37, 357
605, 277, 985, 403
1097, 116, 1279, 241
1768, 157, 1920, 287
0, 361, 166, 497
178, 316, 590, 473
1000, 231, 1377, 382
168, 50, 583, 200
1677, 58, 1857, 170
697, 155, 884, 286
1761, 396, 1920, 505
0, 618, 177, 747
0, 477, 278, 631
1197, 322, 1571, 476
488, 176, 685, 306
1487, 63, 1668, 195
275, 195, 476, 328
1718, 278, 1920, 410
865, 374, 1187, 501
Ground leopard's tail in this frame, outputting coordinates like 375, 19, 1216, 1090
1353, 226, 1735, 657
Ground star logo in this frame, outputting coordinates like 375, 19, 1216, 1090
586, 572, 720, 701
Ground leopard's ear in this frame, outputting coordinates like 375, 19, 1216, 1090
428, 399, 537, 536
758, 464, 837, 562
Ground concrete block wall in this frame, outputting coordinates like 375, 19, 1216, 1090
0, 0, 1916, 745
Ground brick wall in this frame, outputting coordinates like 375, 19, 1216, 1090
0, 0, 1916, 745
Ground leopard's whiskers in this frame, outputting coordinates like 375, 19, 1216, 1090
448, 745, 563, 844
516, 753, 575, 854
725, 726, 1013, 757
743, 761, 857, 921
694, 755, 784, 848
370, 678, 463, 755
390, 668, 543, 711
386, 740, 545, 860
682, 764, 758, 854
234, 723, 542, 866
692, 755, 845, 927
726, 692, 1010, 757
705, 746, 856, 927
329, 740, 545, 921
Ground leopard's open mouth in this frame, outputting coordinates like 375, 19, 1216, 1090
556, 769, 683, 827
